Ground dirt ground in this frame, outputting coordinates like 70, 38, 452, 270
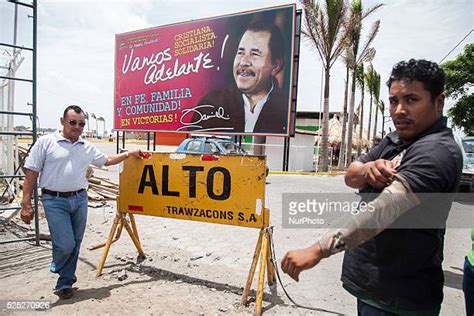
0, 207, 287, 315
0, 220, 267, 315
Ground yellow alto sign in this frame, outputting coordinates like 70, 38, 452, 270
119, 153, 268, 229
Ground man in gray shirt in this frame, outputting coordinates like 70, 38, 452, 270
20, 105, 142, 299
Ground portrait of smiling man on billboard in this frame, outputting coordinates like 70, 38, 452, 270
190, 19, 290, 135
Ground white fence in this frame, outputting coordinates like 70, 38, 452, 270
241, 142, 333, 172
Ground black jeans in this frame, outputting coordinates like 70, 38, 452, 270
357, 300, 397, 316
357, 299, 441, 316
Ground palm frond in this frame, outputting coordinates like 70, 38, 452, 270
355, 63, 365, 87
356, 20, 380, 65
361, 3, 384, 20
374, 72, 381, 102
364, 63, 374, 93
359, 47, 376, 64
302, 0, 347, 69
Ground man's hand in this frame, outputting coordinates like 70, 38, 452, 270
281, 243, 323, 282
20, 200, 34, 225
364, 159, 397, 189
128, 148, 144, 159
126, 148, 152, 159
86, 166, 94, 179
105, 148, 149, 166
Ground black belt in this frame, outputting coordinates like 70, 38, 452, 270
42, 188, 86, 197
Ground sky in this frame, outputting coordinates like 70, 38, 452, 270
1, 0, 473, 137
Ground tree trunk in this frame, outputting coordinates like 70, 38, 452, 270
354, 97, 365, 156
382, 113, 385, 137
345, 69, 356, 167
318, 68, 330, 172
356, 81, 365, 157
373, 103, 379, 140
337, 65, 350, 170
367, 93, 373, 142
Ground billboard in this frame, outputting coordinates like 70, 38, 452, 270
119, 153, 268, 229
114, 4, 296, 136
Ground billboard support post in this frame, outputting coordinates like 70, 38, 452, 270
147, 132, 151, 150
283, 137, 290, 171
115, 131, 120, 154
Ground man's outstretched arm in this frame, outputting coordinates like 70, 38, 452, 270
281, 176, 420, 281
104, 148, 143, 166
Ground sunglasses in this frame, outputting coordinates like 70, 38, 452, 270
68, 120, 86, 127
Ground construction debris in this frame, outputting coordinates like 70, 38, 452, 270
86, 167, 119, 206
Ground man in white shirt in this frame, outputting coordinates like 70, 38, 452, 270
21, 105, 142, 299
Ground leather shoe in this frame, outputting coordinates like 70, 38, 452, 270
55, 288, 73, 299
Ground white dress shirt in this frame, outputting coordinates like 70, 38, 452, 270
242, 83, 274, 132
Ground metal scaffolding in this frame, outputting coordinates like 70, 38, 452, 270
0, 0, 39, 245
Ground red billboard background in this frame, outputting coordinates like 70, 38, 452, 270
114, 4, 295, 136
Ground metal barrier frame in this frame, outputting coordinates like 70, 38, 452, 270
0, 0, 39, 245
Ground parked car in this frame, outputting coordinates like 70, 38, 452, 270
460, 136, 474, 192
175, 136, 269, 176
176, 137, 246, 155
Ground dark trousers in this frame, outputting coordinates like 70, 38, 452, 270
464, 257, 474, 316
357, 300, 397, 316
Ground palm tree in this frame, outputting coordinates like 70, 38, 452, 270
344, 0, 382, 166
364, 64, 379, 141
96, 116, 105, 137
302, 0, 347, 172
377, 100, 385, 137
90, 113, 97, 138
355, 63, 365, 156
372, 72, 381, 140
337, 52, 351, 169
